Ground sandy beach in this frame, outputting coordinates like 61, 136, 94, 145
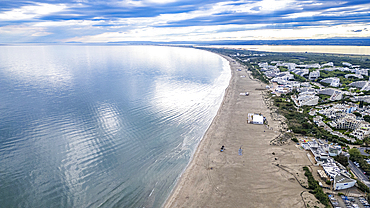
164, 54, 316, 208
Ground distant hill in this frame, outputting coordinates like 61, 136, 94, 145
106, 38, 370, 46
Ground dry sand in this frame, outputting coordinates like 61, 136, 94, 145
164, 55, 318, 208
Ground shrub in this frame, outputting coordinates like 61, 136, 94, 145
303, 167, 330, 207
357, 179, 370, 193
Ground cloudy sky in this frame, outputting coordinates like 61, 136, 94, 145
0, 0, 369, 43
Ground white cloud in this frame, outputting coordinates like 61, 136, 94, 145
31, 31, 53, 36
283, 11, 321, 19
34, 20, 103, 27
255, 0, 295, 12
0, 3, 67, 21
0, 0, 369, 43
64, 22, 370, 43
146, 0, 178, 4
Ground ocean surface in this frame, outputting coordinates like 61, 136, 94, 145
0, 45, 231, 208
205, 45, 370, 55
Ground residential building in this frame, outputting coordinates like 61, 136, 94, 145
331, 114, 360, 130
309, 70, 320, 80
318, 88, 343, 101
345, 74, 363, 79
321, 77, 340, 87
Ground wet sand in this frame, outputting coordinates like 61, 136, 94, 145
164, 54, 313, 208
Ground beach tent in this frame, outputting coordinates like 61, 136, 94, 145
253, 115, 264, 125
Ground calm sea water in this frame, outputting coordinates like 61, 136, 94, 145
0, 45, 230, 208
206, 45, 370, 55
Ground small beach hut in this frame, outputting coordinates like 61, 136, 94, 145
248, 113, 263, 125
252, 115, 264, 125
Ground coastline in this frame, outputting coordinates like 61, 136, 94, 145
164, 53, 314, 208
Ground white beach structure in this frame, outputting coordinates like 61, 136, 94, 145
247, 113, 264, 125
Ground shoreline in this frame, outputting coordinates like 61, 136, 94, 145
164, 53, 314, 208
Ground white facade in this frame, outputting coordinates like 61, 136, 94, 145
342, 62, 352, 67
329, 146, 342, 156
322, 62, 334, 67
298, 95, 319, 106
253, 115, 264, 124
345, 74, 363, 79
334, 173, 356, 190
247, 113, 264, 125
318, 88, 343, 101
356, 69, 369, 76
321, 77, 340, 87
309, 70, 320, 80
349, 81, 368, 89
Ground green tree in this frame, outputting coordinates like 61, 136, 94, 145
353, 112, 362, 117
364, 115, 370, 122
333, 154, 349, 167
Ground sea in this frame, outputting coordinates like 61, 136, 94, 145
0, 45, 231, 208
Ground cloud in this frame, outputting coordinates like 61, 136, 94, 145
0, 0, 369, 43
0, 3, 67, 21
31, 31, 53, 36
250, 6, 261, 11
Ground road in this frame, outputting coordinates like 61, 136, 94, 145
359, 147, 370, 156
348, 160, 370, 188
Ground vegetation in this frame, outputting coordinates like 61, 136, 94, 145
333, 154, 349, 167
199, 47, 370, 147
364, 115, 370, 123
356, 179, 370, 193
246, 64, 270, 84
316, 70, 368, 86
303, 167, 330, 208
272, 95, 351, 146
349, 148, 370, 175
291, 72, 306, 82
291, 137, 299, 143
279, 66, 288, 72
201, 47, 370, 69
353, 112, 362, 118
318, 94, 331, 102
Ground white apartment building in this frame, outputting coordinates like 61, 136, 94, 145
332, 114, 359, 130
321, 77, 341, 87
309, 70, 320, 80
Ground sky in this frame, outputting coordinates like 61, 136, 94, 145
0, 0, 369, 43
